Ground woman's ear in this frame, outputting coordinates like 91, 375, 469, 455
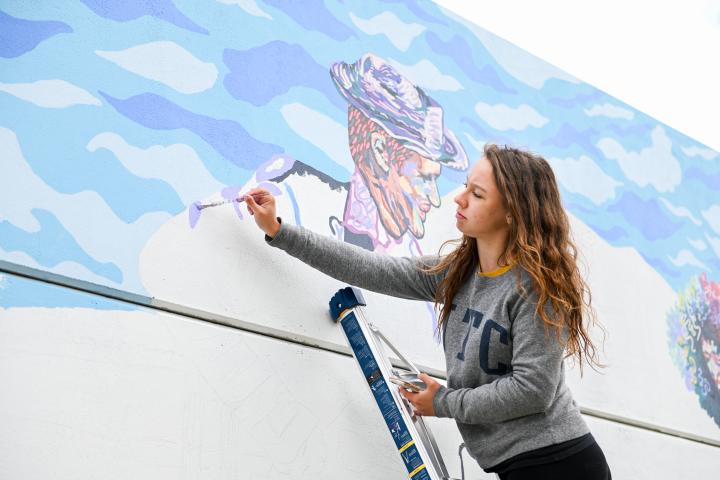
370, 131, 390, 173
506, 214, 512, 225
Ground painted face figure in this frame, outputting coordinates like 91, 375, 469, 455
331, 53, 468, 244
453, 156, 509, 240
348, 106, 441, 239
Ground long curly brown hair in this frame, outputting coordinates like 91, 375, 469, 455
426, 144, 604, 373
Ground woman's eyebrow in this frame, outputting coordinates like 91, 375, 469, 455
465, 177, 487, 192
469, 182, 487, 193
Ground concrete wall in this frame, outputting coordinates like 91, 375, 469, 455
1, 1, 719, 477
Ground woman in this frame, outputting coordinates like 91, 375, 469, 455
245, 144, 611, 479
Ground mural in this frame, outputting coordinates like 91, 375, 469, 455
2, 0, 720, 444
190, 53, 469, 257
668, 273, 720, 428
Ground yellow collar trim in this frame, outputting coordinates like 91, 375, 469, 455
477, 264, 512, 277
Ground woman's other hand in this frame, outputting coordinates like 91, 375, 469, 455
398, 373, 441, 416
245, 188, 281, 238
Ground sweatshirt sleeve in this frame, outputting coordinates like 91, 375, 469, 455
432, 292, 566, 423
265, 220, 443, 302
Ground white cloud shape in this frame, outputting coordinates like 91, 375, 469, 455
474, 101, 548, 131
387, 58, 463, 92
0, 127, 170, 291
86, 132, 225, 205
704, 233, 720, 258
596, 126, 681, 192
462, 22, 580, 89
96, 41, 218, 94
0, 80, 101, 108
700, 204, 720, 235
349, 11, 425, 51
583, 103, 634, 120
659, 198, 702, 225
668, 249, 709, 270
548, 155, 622, 205
280, 103, 354, 174
681, 145, 718, 160
217, 0, 272, 19
688, 237, 707, 251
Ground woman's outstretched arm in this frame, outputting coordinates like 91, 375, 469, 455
245, 188, 443, 302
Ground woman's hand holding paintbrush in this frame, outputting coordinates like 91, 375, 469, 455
189, 189, 279, 231
244, 188, 281, 238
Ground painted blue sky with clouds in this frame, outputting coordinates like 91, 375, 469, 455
1, 0, 718, 305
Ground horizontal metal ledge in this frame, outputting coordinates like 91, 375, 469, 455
579, 406, 720, 448
0, 260, 447, 379
2, 259, 719, 449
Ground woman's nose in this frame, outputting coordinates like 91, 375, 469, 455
454, 193, 464, 207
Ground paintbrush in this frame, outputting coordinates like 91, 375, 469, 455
194, 194, 249, 210
189, 193, 265, 228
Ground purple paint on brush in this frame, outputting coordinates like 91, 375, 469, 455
189, 202, 202, 229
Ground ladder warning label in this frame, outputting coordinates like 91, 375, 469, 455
342, 312, 432, 480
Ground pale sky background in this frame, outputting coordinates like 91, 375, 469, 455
434, 0, 720, 153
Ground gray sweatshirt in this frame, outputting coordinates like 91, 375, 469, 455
267, 222, 589, 470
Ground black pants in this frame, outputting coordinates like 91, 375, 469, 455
498, 442, 611, 480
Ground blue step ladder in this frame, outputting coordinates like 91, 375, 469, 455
330, 286, 480, 480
